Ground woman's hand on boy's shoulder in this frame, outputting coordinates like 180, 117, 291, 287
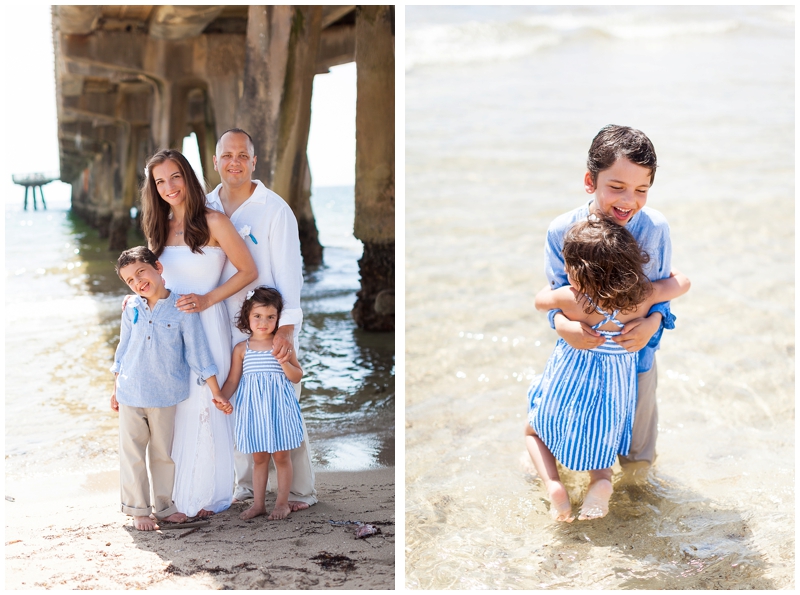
176, 292, 211, 314
121, 294, 136, 311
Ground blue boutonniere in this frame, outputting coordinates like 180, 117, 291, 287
238, 225, 258, 245
127, 296, 141, 324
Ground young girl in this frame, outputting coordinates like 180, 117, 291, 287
525, 215, 690, 523
221, 287, 305, 520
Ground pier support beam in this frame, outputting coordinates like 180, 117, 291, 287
237, 5, 323, 266
273, 7, 324, 267
352, 6, 395, 331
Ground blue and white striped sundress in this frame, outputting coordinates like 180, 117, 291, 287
233, 341, 305, 454
527, 304, 638, 471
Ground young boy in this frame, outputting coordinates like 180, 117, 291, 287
110, 246, 232, 531
536, 125, 675, 480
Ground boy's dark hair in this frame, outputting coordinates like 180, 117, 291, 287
116, 246, 159, 279
587, 125, 658, 186
563, 216, 652, 314
235, 286, 284, 335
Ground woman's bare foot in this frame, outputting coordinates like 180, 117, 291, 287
267, 503, 292, 520
133, 516, 158, 531
161, 512, 187, 524
579, 478, 613, 520
239, 505, 266, 520
545, 481, 574, 522
288, 501, 309, 512
197, 509, 215, 519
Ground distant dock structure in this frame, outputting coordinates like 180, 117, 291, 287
12, 172, 59, 210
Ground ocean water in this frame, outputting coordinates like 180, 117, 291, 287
4, 185, 394, 501
405, 5, 793, 589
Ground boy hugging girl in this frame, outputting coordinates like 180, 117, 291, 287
110, 247, 232, 531
524, 125, 691, 522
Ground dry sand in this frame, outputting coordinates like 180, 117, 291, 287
5, 468, 395, 590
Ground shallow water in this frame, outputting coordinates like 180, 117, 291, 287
5, 186, 394, 496
405, 5, 793, 589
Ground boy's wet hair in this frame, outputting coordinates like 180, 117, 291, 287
587, 124, 658, 186
564, 216, 653, 314
116, 246, 159, 279
235, 286, 284, 335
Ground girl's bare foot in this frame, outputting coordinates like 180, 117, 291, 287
288, 501, 309, 512
239, 505, 266, 520
197, 509, 215, 519
579, 478, 613, 520
268, 503, 292, 520
134, 516, 158, 531
161, 512, 187, 524
546, 481, 574, 522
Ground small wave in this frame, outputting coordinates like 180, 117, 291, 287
406, 8, 761, 70
601, 20, 739, 41
519, 10, 740, 40
406, 21, 561, 70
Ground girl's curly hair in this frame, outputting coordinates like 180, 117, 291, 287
563, 216, 653, 314
235, 286, 284, 335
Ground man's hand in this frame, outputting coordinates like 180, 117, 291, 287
212, 394, 233, 415
272, 325, 295, 363
176, 293, 211, 313
554, 313, 605, 350
110, 393, 119, 412
612, 313, 661, 352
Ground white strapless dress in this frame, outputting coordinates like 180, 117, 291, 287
159, 245, 234, 516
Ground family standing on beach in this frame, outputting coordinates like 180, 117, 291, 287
524, 125, 690, 522
110, 129, 316, 531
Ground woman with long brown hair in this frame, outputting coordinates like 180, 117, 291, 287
141, 149, 257, 518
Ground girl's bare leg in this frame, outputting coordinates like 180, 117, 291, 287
240, 452, 270, 520
579, 467, 613, 520
267, 450, 293, 520
524, 423, 573, 522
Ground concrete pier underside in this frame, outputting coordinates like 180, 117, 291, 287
53, 5, 394, 331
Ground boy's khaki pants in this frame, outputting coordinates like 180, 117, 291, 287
118, 404, 179, 519
619, 359, 658, 467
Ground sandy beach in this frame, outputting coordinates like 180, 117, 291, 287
5, 468, 395, 590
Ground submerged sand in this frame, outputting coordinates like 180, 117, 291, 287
5, 468, 395, 590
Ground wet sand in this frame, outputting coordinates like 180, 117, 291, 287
5, 468, 395, 590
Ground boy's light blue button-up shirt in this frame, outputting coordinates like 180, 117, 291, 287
544, 201, 675, 373
111, 291, 218, 408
